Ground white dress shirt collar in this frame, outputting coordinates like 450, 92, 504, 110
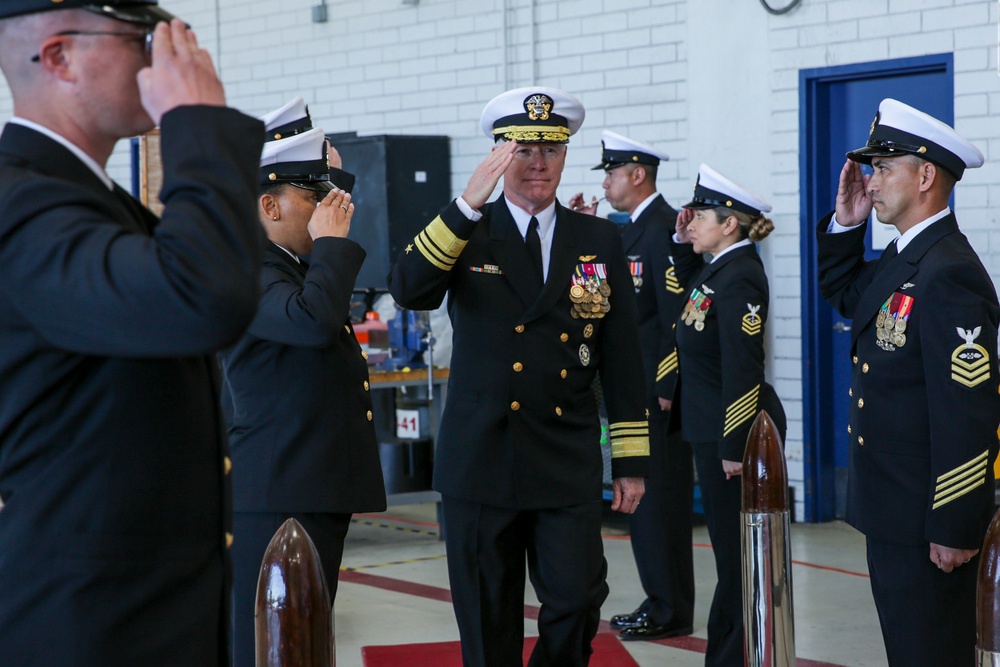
710, 238, 753, 264
629, 192, 660, 223
895, 207, 950, 252
505, 197, 557, 280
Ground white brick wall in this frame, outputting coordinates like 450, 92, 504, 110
2, 0, 999, 522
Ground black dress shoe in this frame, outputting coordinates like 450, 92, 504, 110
618, 619, 693, 641
609, 608, 649, 629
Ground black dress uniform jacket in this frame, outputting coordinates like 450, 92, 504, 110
388, 197, 649, 509
619, 193, 699, 629
625, 194, 689, 404
0, 108, 264, 667
220, 239, 387, 514
817, 212, 1000, 549
672, 244, 786, 459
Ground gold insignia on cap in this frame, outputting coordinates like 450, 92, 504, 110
726, 200, 733, 207
269, 173, 277, 181
632, 156, 639, 161
918, 146, 927, 153
273, 133, 282, 140
870, 112, 879, 136
525, 94, 553, 121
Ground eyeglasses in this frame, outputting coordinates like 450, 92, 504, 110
31, 30, 154, 63
511, 145, 566, 162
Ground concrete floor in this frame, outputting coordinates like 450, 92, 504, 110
334, 503, 887, 667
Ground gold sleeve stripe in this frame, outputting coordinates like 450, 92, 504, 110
936, 450, 989, 484
610, 428, 648, 438
422, 216, 468, 260
936, 464, 985, 496
657, 351, 679, 382
723, 385, 760, 436
414, 235, 454, 271
932, 473, 986, 510
611, 436, 650, 458
610, 421, 648, 432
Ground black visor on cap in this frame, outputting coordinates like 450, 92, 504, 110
329, 167, 355, 194
260, 157, 333, 188
290, 180, 334, 193
682, 184, 761, 217
83, 2, 177, 26
846, 123, 966, 180
590, 148, 659, 171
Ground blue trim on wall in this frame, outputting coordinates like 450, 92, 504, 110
798, 53, 954, 523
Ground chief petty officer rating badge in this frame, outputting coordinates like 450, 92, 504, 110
951, 326, 991, 388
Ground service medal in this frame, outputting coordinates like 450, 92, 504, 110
876, 291, 914, 351
579, 344, 591, 366
584, 324, 594, 339
683, 288, 712, 328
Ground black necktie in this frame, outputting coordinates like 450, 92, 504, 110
526, 217, 543, 284
874, 240, 897, 276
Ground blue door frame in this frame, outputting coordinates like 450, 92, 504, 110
798, 54, 954, 523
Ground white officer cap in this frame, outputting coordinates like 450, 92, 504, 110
259, 126, 333, 192
682, 164, 772, 216
847, 98, 984, 181
592, 130, 669, 171
259, 96, 313, 143
480, 87, 585, 144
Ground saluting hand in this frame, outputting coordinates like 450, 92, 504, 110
835, 159, 873, 228
461, 140, 518, 210
675, 208, 694, 243
611, 476, 645, 514
308, 189, 354, 240
137, 19, 226, 126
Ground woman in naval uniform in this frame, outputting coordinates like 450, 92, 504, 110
670, 164, 786, 667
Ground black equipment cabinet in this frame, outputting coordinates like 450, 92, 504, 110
328, 133, 452, 291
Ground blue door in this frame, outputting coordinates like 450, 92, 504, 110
799, 55, 954, 522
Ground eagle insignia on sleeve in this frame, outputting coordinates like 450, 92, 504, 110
951, 326, 991, 389
741, 304, 762, 336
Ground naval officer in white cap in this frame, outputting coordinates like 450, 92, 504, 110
671, 164, 787, 666
260, 95, 355, 193
219, 121, 386, 667
389, 87, 650, 666
817, 98, 999, 666
570, 130, 698, 641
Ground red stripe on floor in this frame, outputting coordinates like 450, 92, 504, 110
340, 568, 852, 666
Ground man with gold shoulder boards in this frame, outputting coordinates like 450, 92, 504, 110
389, 87, 649, 667
817, 98, 1000, 665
